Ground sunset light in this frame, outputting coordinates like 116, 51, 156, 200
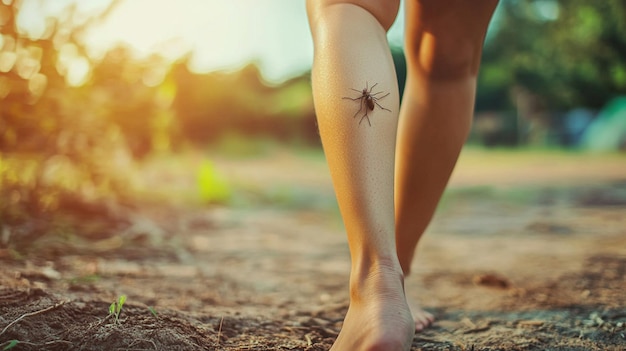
2, 1, 626, 349
12, 0, 407, 83
86, 0, 315, 82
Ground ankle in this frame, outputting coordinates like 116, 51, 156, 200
352, 254, 403, 278
349, 256, 405, 301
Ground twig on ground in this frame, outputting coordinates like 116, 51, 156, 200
0, 300, 67, 338
461, 317, 477, 329
127, 337, 158, 351
217, 316, 224, 345
79, 314, 112, 338
414, 336, 440, 343
462, 325, 491, 334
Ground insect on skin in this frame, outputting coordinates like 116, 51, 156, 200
342, 82, 391, 126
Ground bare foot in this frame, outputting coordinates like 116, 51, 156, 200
408, 299, 435, 332
330, 263, 415, 351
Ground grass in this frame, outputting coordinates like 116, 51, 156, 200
2, 340, 18, 350
109, 295, 127, 325
148, 306, 158, 318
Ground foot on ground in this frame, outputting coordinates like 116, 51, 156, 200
408, 299, 435, 332
330, 264, 415, 351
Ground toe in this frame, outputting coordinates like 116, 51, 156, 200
408, 300, 435, 331
415, 312, 435, 331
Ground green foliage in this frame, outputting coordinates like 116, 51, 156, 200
479, 0, 626, 111
170, 63, 316, 147
197, 160, 232, 204
109, 295, 127, 325
0, 0, 317, 251
0, 0, 140, 246
148, 306, 158, 318
2, 340, 18, 350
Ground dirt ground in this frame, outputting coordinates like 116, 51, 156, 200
1, 149, 625, 351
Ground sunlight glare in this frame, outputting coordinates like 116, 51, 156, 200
16, 0, 46, 39
0, 51, 16, 72
15, 53, 39, 79
16, 0, 113, 39
28, 72, 47, 97
65, 57, 90, 86
86, 0, 314, 82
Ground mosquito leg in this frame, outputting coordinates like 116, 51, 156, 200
369, 82, 378, 93
354, 99, 365, 118
360, 111, 372, 127
374, 101, 391, 112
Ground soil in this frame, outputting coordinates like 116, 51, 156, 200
1, 150, 625, 351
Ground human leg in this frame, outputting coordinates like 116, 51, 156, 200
394, 0, 499, 330
306, 1, 414, 350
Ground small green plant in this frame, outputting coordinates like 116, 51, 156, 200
108, 295, 126, 324
197, 160, 232, 204
2, 340, 19, 350
148, 306, 158, 318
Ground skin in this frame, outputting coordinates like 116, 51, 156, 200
306, 1, 498, 350
395, 0, 499, 332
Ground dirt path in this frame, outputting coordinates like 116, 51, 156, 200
1, 150, 625, 350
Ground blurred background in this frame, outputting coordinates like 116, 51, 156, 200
1, 0, 625, 253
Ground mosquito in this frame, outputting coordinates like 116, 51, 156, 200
342, 82, 391, 126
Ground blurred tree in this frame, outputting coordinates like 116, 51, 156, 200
0, 0, 133, 246
479, 0, 626, 111
170, 59, 316, 148
474, 0, 626, 146
89, 47, 175, 158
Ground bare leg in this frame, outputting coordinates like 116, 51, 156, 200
395, 0, 499, 331
306, 1, 414, 350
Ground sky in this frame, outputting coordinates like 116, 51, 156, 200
85, 0, 406, 82
15, 0, 406, 83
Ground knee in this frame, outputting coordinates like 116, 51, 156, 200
403, 0, 498, 81
307, 0, 400, 32
406, 33, 485, 81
